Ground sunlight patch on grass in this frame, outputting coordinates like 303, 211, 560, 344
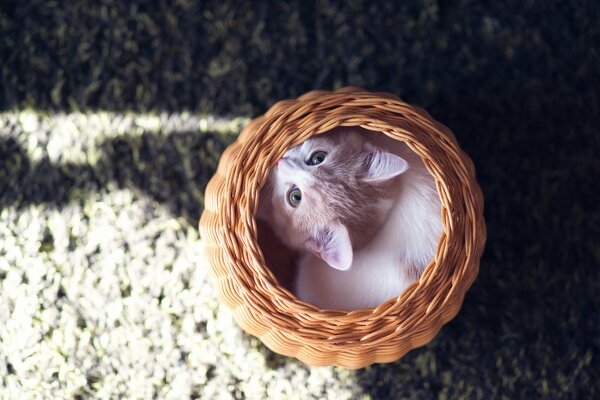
1, 110, 250, 165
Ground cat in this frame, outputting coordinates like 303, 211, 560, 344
258, 127, 442, 310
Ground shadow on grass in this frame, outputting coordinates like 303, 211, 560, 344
0, 130, 234, 226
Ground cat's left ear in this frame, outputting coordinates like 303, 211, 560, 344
362, 144, 408, 182
306, 222, 353, 271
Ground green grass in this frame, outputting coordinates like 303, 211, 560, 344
1, 1, 598, 398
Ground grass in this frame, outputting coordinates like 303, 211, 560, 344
1, 1, 599, 398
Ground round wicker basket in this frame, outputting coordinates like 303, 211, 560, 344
199, 87, 486, 369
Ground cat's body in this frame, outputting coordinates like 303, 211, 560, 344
258, 127, 441, 310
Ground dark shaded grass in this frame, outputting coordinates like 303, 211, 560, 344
1, 0, 599, 398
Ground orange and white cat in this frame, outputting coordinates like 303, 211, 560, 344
259, 127, 441, 310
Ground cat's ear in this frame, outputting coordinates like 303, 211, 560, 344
362, 145, 408, 182
306, 222, 353, 271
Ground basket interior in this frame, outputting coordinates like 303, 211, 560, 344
257, 220, 297, 291
256, 126, 441, 302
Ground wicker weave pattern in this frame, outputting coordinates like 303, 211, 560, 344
199, 87, 486, 369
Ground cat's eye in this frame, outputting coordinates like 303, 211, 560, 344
287, 187, 302, 207
308, 151, 327, 165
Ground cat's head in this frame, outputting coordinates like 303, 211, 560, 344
259, 128, 408, 271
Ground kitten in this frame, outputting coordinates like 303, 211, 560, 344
258, 127, 442, 310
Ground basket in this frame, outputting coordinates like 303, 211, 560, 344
199, 87, 486, 369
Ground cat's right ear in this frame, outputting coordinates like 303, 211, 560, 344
362, 145, 408, 182
306, 222, 353, 271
